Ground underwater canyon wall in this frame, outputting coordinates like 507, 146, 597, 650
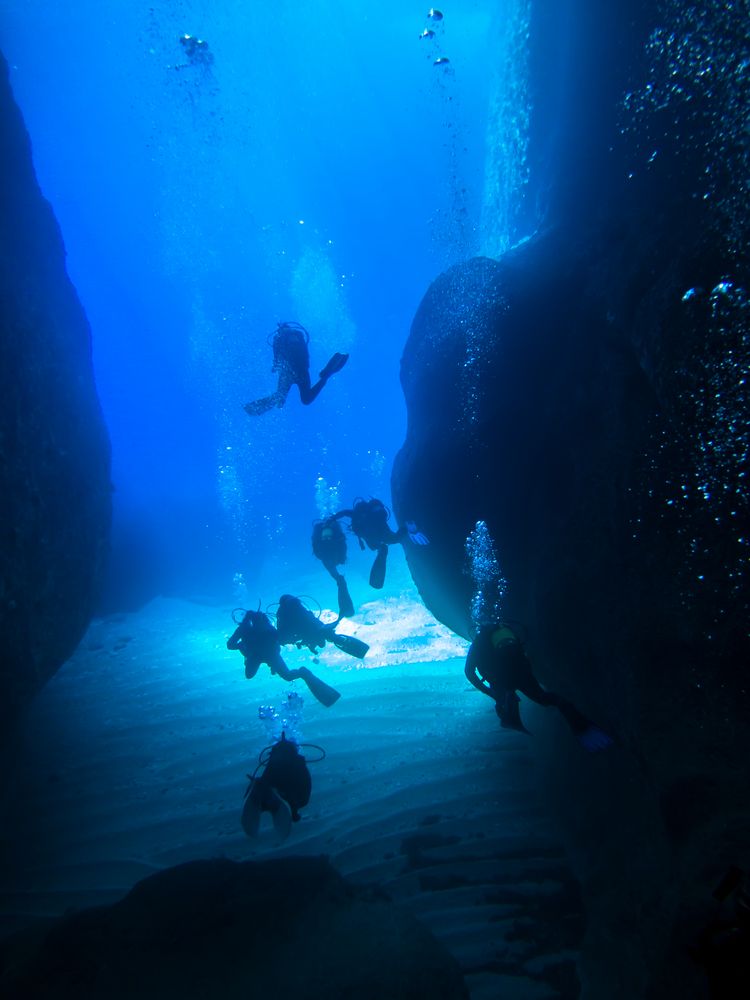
0, 51, 111, 737
393, 1, 749, 997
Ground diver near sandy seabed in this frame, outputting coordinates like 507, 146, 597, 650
227, 606, 341, 707
464, 623, 613, 752
275, 593, 369, 661
241, 731, 324, 841
243, 321, 349, 416
311, 515, 355, 617
331, 497, 429, 589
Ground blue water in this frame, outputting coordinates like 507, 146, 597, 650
0, 0, 530, 605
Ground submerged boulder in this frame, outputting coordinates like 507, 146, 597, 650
0, 856, 468, 999
0, 51, 111, 736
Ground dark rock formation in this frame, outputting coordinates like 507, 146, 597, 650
0, 856, 468, 999
393, 2, 749, 997
0, 51, 111, 736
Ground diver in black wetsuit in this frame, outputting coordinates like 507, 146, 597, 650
464, 623, 613, 752
332, 497, 429, 590
227, 608, 341, 706
275, 594, 369, 661
241, 732, 313, 841
244, 321, 348, 416
311, 515, 355, 618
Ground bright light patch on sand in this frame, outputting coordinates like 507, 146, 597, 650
321, 592, 469, 669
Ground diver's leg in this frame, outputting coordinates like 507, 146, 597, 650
244, 394, 279, 416
517, 675, 611, 749
369, 544, 388, 589
243, 657, 261, 680
244, 373, 291, 415
335, 573, 355, 618
297, 369, 327, 405
269, 654, 303, 682
298, 352, 348, 404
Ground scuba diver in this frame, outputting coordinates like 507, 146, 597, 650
177, 33, 214, 69
244, 321, 349, 416
227, 607, 341, 707
464, 623, 613, 752
311, 515, 355, 618
333, 497, 429, 589
275, 594, 369, 660
241, 732, 322, 841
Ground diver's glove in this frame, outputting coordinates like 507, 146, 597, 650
406, 521, 429, 545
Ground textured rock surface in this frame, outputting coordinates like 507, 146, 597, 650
0, 51, 111, 736
0, 856, 469, 999
392, 2, 749, 997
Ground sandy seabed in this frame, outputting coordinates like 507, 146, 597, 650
1, 582, 582, 999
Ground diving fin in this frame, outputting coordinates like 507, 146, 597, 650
243, 395, 276, 417
298, 666, 341, 707
319, 352, 349, 380
270, 791, 293, 842
331, 632, 369, 659
241, 787, 262, 838
369, 545, 388, 589
336, 575, 355, 619
494, 692, 531, 734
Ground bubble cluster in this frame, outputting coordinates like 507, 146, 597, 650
623, 0, 750, 258
623, 2, 750, 621
258, 691, 305, 744
314, 474, 341, 519
480, 0, 531, 256
464, 520, 507, 632
451, 289, 504, 430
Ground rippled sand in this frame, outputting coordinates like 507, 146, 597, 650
1, 584, 581, 999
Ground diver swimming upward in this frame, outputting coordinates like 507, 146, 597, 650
244, 321, 348, 416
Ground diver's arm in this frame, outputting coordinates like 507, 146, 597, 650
464, 656, 493, 697
333, 509, 353, 521
227, 626, 244, 651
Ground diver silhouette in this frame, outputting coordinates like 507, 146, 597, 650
332, 497, 429, 589
244, 321, 348, 416
241, 732, 319, 841
465, 623, 613, 752
227, 607, 341, 707
275, 594, 368, 661
311, 515, 355, 618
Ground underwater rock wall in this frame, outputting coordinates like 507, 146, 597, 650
0, 51, 111, 737
393, 1, 749, 997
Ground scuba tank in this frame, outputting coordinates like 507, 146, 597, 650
312, 516, 348, 567
350, 497, 390, 546
276, 594, 325, 649
276, 594, 369, 659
